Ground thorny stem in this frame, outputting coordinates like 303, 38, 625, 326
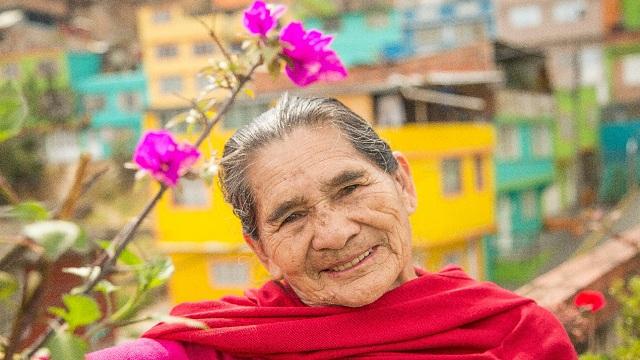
25, 59, 263, 358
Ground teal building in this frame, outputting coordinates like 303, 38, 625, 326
303, 9, 403, 66
75, 70, 148, 159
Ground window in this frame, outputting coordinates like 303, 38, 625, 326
497, 126, 520, 160
443, 251, 462, 267
416, 5, 440, 22
193, 42, 215, 56
456, 1, 481, 18
508, 5, 542, 28
474, 155, 484, 190
322, 16, 342, 31
152, 9, 171, 23
210, 261, 250, 287
365, 12, 389, 28
415, 28, 441, 49
497, 196, 513, 252
159, 76, 183, 94
38, 59, 58, 77
532, 125, 552, 157
156, 44, 178, 58
553, 0, 586, 23
2, 63, 19, 80
84, 95, 106, 114
580, 47, 603, 85
118, 92, 143, 112
173, 178, 209, 207
622, 54, 640, 86
376, 94, 405, 126
44, 130, 80, 164
441, 158, 462, 195
521, 191, 537, 220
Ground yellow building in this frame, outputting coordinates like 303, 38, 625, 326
137, 2, 244, 110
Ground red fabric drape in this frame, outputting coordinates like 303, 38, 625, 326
143, 267, 577, 359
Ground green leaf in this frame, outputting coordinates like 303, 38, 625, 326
23, 220, 80, 261
0, 81, 28, 143
138, 257, 174, 292
46, 330, 88, 360
48, 294, 102, 332
10, 201, 50, 221
0, 271, 18, 300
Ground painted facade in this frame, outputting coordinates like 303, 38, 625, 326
599, 105, 640, 202
490, 90, 556, 285
136, 3, 244, 110
75, 70, 148, 159
393, 0, 495, 59
303, 9, 403, 66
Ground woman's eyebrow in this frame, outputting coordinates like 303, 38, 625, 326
321, 169, 367, 191
267, 196, 307, 224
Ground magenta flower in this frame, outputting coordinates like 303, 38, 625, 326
243, 1, 286, 37
279, 21, 347, 87
132, 130, 200, 187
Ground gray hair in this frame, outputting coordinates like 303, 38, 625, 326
219, 94, 398, 240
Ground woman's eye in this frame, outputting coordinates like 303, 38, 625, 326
282, 212, 304, 225
339, 184, 360, 197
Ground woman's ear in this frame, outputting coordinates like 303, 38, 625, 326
243, 233, 283, 280
392, 151, 417, 214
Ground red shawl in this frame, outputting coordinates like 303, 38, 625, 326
143, 267, 577, 359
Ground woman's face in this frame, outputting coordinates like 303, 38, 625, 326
246, 125, 417, 307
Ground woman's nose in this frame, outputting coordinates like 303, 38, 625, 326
310, 205, 360, 251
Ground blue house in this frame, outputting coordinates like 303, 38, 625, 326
388, 0, 495, 59
75, 70, 148, 159
303, 8, 403, 66
599, 103, 640, 203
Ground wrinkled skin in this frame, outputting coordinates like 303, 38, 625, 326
245, 125, 418, 307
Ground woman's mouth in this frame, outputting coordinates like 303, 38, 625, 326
326, 246, 377, 273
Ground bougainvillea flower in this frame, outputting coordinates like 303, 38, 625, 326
243, 0, 286, 36
574, 290, 606, 313
279, 21, 347, 87
132, 130, 200, 187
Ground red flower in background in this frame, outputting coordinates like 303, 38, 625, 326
132, 130, 200, 187
574, 290, 606, 313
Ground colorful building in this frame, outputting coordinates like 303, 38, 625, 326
75, 70, 148, 159
599, 103, 640, 202
392, 0, 495, 59
492, 90, 555, 256
136, 2, 244, 111
496, 0, 607, 209
302, 3, 403, 66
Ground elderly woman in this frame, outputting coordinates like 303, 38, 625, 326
88, 96, 577, 359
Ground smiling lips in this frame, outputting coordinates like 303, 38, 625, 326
328, 247, 374, 272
